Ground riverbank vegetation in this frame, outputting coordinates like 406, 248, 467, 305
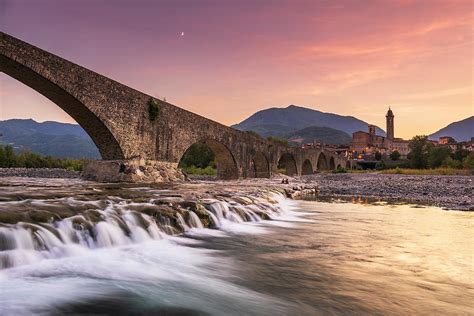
0, 145, 83, 171
357, 136, 474, 175
178, 142, 217, 175
380, 167, 472, 176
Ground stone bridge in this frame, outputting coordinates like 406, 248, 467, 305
0, 32, 351, 181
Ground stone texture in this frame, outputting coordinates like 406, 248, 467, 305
82, 159, 186, 183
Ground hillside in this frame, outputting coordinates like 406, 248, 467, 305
233, 105, 385, 137
286, 126, 352, 145
428, 116, 474, 142
0, 119, 100, 159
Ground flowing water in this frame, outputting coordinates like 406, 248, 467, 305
0, 178, 473, 315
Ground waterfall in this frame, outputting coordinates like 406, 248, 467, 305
0, 191, 287, 270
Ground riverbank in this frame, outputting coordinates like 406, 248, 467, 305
1, 168, 472, 210
297, 173, 473, 211
0, 167, 80, 178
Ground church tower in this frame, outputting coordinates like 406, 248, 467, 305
386, 107, 394, 140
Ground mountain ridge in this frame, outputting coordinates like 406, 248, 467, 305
428, 116, 474, 142
232, 104, 385, 139
0, 119, 100, 159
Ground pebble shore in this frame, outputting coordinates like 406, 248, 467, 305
0, 168, 472, 211
298, 173, 473, 211
0, 168, 80, 179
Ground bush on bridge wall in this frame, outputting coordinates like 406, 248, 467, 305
147, 98, 160, 121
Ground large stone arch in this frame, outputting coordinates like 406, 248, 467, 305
0, 32, 164, 161
278, 153, 298, 176
178, 139, 238, 180
329, 157, 336, 170
301, 159, 313, 175
253, 152, 270, 178
317, 152, 328, 170
0, 52, 124, 160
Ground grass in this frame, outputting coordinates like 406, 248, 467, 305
380, 167, 473, 176
181, 165, 217, 176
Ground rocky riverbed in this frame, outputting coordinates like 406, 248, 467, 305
0, 168, 472, 210
297, 173, 473, 211
0, 168, 80, 179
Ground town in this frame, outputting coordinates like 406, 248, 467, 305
300, 108, 473, 170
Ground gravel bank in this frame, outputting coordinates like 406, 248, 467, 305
0, 168, 80, 179
298, 173, 473, 211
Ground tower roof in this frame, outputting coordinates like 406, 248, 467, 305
386, 107, 394, 116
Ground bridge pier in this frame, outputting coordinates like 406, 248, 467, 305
82, 159, 186, 183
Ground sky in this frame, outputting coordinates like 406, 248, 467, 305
0, 0, 472, 139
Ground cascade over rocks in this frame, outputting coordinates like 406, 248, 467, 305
0, 178, 319, 270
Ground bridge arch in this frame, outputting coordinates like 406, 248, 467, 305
317, 153, 328, 171
278, 153, 297, 176
178, 139, 238, 180
301, 159, 313, 175
0, 33, 125, 160
0, 60, 125, 160
329, 157, 336, 170
252, 152, 270, 178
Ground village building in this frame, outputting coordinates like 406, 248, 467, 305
351, 108, 410, 158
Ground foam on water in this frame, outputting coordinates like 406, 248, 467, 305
0, 186, 306, 315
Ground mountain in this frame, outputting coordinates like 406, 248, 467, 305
428, 116, 474, 142
232, 105, 385, 138
286, 126, 352, 145
0, 119, 100, 159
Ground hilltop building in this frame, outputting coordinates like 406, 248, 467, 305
351, 108, 410, 158
436, 136, 474, 152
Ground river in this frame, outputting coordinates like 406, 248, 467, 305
0, 178, 472, 315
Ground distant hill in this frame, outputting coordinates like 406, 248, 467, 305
286, 126, 352, 145
0, 119, 100, 159
428, 116, 474, 142
232, 105, 385, 139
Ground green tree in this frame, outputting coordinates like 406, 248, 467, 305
0, 145, 83, 170
408, 136, 433, 168
267, 136, 288, 146
178, 142, 215, 169
442, 156, 462, 168
462, 152, 474, 170
427, 146, 452, 168
389, 150, 401, 161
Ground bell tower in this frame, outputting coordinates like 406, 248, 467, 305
386, 107, 394, 140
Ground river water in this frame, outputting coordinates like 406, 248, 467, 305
0, 179, 473, 315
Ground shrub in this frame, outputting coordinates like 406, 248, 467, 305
181, 165, 216, 176
462, 152, 474, 170
333, 166, 347, 173
390, 150, 401, 161
245, 130, 261, 138
442, 156, 462, 169
178, 142, 215, 169
147, 98, 160, 121
427, 146, 451, 168
267, 136, 288, 146
0, 145, 83, 171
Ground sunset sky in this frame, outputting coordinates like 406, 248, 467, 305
0, 0, 472, 139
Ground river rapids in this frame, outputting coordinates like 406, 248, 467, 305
0, 177, 472, 315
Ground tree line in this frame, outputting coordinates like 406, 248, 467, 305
0, 145, 83, 171
407, 136, 473, 169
